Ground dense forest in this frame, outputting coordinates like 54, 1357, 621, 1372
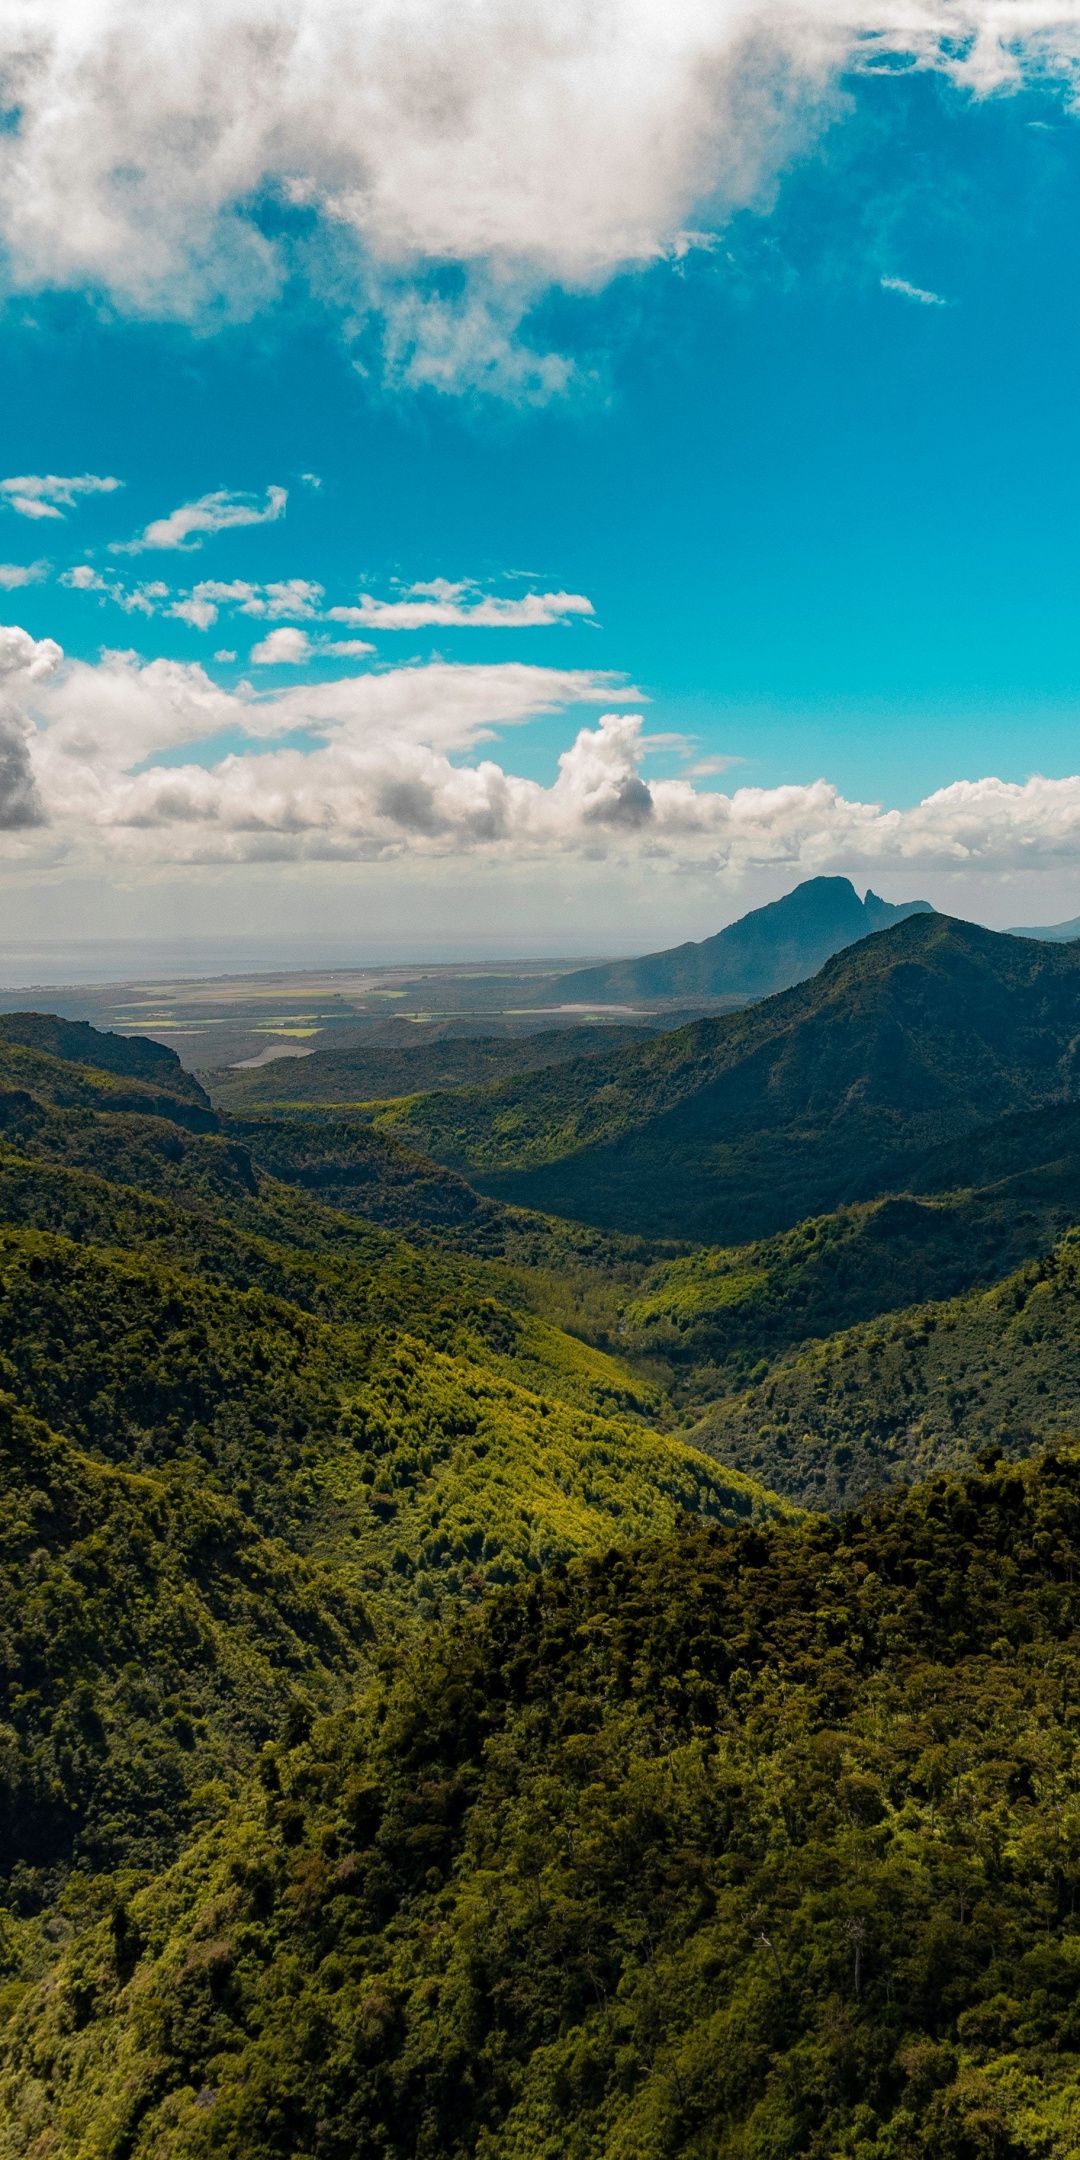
5, 1452, 1080, 2158
5, 917, 1080, 2155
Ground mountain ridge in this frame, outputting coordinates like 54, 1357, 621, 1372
552, 873, 934, 1004
381, 912, 1080, 1240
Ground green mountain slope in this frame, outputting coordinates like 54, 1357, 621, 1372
5, 1449, 1080, 2160
620, 1103, 1080, 1399
0, 1018, 786, 1922
0, 1011, 209, 1103
692, 1227, 1080, 1509
380, 915, 1080, 1240
0, 1028, 216, 1131
0, 1391, 370, 1881
553, 874, 933, 1003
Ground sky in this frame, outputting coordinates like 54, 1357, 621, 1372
4, 2, 1080, 967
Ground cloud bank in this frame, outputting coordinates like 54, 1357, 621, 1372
4, 619, 1080, 881
2, 3, 1078, 389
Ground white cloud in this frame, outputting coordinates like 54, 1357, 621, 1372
114, 485, 287, 554
328, 580, 595, 630
0, 474, 122, 521
169, 593, 220, 630
881, 275, 948, 306
9, 619, 1080, 882
214, 649, 238, 662
0, 560, 49, 589
262, 578, 323, 619
0, 5, 1076, 392
250, 626, 312, 665
61, 565, 324, 626
168, 576, 323, 627
0, 622, 61, 831
0, 624, 62, 685
60, 565, 169, 614
300, 473, 323, 489
324, 638, 377, 657
686, 752, 742, 778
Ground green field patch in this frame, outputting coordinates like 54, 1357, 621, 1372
252, 1023, 323, 1037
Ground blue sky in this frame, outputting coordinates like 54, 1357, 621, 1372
3, 9, 1080, 960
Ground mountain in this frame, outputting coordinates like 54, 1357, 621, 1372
381, 913, 1080, 1242
6, 1448, 1080, 2160
1009, 911, 1080, 942
0, 1008, 209, 1101
551, 874, 934, 1004
618, 1103, 1080, 1404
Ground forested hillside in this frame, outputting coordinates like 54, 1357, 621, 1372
618, 1099, 1080, 1399
5, 1451, 1080, 2160
7, 921, 1080, 2160
379, 915, 1080, 1241
0, 1019, 781, 1931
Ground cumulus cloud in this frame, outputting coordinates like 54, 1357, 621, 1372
6, 619, 1080, 880
0, 708, 43, 829
0, 623, 61, 830
0, 560, 49, 589
250, 626, 311, 665
60, 559, 586, 640
114, 485, 287, 554
0, 623, 62, 686
328, 580, 595, 630
0, 473, 122, 521
0, 4, 1076, 391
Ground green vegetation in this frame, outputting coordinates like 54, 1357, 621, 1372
0, 1012, 209, 1104
5, 1450, 1080, 2159
0, 1391, 369, 1883
0, 1015, 783, 1937
209, 1022, 656, 1113
378, 916, 1080, 1242
6, 913, 1080, 2159
693, 1227, 1080, 1511
620, 1141, 1080, 1402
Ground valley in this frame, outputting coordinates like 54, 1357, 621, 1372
5, 894, 1080, 2155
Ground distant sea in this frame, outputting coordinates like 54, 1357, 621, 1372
0, 935, 594, 989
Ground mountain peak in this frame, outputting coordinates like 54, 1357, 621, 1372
555, 874, 934, 1006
